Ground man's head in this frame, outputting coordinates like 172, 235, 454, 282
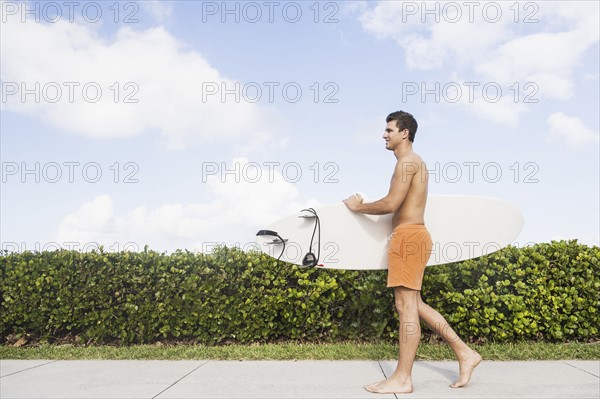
385, 111, 418, 143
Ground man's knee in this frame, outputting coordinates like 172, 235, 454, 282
394, 287, 418, 314
416, 294, 426, 309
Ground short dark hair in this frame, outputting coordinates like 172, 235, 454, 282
386, 111, 418, 142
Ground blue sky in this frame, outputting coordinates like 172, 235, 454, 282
1, 0, 599, 254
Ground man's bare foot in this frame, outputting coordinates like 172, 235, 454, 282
450, 350, 482, 388
365, 378, 413, 394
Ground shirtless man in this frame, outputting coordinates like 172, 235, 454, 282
343, 111, 482, 394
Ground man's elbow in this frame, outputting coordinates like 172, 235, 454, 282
381, 198, 399, 214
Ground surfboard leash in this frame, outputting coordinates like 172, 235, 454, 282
300, 208, 321, 268
255, 229, 286, 261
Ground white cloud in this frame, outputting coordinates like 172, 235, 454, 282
0, 13, 284, 151
359, 1, 513, 70
59, 195, 121, 233
357, 1, 599, 125
547, 112, 599, 149
583, 73, 599, 82
53, 158, 321, 253
431, 76, 529, 127
339, 1, 368, 17
359, 1, 598, 74
476, 29, 595, 99
141, 0, 173, 22
467, 95, 528, 128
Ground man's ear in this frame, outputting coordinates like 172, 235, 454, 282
401, 128, 409, 140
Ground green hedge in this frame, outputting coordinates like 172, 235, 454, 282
0, 240, 598, 345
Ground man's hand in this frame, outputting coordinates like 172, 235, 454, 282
343, 193, 363, 212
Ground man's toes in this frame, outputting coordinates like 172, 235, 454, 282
364, 380, 385, 392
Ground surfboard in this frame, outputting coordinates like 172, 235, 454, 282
255, 195, 524, 269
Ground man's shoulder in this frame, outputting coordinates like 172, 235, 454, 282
396, 152, 425, 167
392, 155, 426, 178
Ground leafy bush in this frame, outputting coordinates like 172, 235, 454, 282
0, 240, 598, 345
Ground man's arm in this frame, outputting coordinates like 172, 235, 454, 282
344, 160, 418, 215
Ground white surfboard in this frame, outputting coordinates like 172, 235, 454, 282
255, 195, 524, 269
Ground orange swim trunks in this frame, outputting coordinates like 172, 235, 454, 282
387, 224, 433, 290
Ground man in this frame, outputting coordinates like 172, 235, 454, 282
343, 111, 482, 394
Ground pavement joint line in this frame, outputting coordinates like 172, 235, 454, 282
378, 360, 389, 379
0, 359, 58, 379
375, 360, 399, 399
151, 360, 210, 399
561, 360, 600, 379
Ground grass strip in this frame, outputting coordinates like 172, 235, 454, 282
1, 342, 599, 361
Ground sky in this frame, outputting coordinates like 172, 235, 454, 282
1, 0, 599, 255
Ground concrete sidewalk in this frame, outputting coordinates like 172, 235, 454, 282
1, 359, 598, 398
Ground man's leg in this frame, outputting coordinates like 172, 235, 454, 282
365, 286, 420, 394
417, 294, 482, 388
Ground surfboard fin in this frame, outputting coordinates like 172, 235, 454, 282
265, 238, 288, 245
256, 229, 279, 237
256, 230, 286, 261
